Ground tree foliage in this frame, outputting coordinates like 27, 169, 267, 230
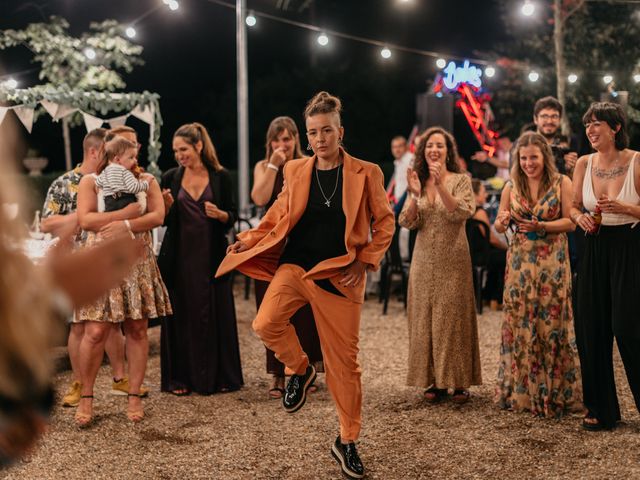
0, 16, 143, 91
489, 1, 640, 143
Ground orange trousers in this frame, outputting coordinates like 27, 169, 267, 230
253, 264, 363, 442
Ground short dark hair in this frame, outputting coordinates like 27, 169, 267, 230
534, 96, 563, 118
82, 128, 107, 153
582, 102, 629, 150
391, 135, 407, 144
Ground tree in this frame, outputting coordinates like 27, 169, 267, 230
489, 1, 640, 143
0, 16, 144, 168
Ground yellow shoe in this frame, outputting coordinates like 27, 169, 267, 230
111, 377, 149, 398
62, 380, 82, 407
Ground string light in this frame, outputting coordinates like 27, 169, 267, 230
484, 66, 496, 78
603, 74, 613, 84
168, 1, 179, 11
528, 71, 539, 82
125, 26, 137, 38
317, 33, 329, 46
634, 74, 640, 83
246, 12, 257, 27
567, 73, 578, 83
380, 47, 392, 59
3, 78, 18, 89
436, 58, 447, 69
84, 48, 96, 60
521, 0, 535, 16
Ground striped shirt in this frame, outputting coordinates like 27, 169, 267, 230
95, 163, 149, 197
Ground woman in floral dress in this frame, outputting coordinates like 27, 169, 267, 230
494, 131, 581, 418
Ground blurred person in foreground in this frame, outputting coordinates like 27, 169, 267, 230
0, 160, 142, 467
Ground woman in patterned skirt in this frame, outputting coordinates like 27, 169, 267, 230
75, 134, 172, 426
494, 131, 581, 418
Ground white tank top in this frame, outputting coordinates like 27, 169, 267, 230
583, 153, 640, 226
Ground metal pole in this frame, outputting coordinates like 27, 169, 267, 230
236, 0, 250, 215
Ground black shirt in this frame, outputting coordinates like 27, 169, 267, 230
280, 165, 347, 271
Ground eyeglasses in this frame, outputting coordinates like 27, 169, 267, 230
538, 114, 560, 121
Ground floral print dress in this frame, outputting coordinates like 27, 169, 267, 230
496, 176, 581, 417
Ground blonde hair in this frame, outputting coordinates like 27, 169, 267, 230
104, 125, 137, 143
264, 116, 304, 162
97, 136, 137, 174
174, 122, 224, 171
0, 149, 58, 399
510, 131, 558, 203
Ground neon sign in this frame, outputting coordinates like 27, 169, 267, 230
442, 60, 482, 90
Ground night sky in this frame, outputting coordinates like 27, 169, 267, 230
1, 0, 510, 173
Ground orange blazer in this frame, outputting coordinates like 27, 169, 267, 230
216, 149, 395, 304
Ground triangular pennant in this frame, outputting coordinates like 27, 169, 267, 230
107, 114, 129, 129
40, 100, 60, 118
13, 106, 35, 133
0, 106, 10, 125
131, 104, 153, 125
53, 104, 78, 121
82, 112, 104, 132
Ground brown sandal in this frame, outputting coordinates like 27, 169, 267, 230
75, 395, 94, 428
126, 393, 145, 422
424, 387, 447, 403
451, 389, 470, 404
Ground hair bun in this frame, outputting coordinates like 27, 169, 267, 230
304, 91, 342, 119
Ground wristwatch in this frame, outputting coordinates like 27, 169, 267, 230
537, 222, 547, 237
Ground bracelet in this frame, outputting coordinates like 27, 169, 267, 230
410, 192, 419, 200
124, 219, 135, 239
266, 163, 279, 172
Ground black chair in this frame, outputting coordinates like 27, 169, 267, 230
380, 226, 410, 315
465, 219, 491, 314
229, 216, 254, 300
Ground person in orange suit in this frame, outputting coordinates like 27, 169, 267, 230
217, 91, 394, 479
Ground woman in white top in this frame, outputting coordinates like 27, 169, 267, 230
571, 102, 640, 431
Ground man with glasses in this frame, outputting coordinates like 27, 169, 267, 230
533, 96, 578, 178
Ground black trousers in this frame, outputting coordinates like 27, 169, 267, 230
104, 192, 137, 212
576, 224, 640, 428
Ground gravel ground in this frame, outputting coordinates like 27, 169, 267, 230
3, 282, 640, 480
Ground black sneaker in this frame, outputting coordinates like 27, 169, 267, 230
331, 436, 364, 479
282, 364, 316, 413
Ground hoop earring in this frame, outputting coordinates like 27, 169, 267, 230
339, 138, 344, 146
307, 143, 312, 151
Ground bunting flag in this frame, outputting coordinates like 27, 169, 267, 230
107, 114, 129, 129
53, 104, 78, 121
40, 99, 60, 118
13, 106, 35, 133
0, 106, 9, 125
82, 112, 105, 132
131, 104, 155, 140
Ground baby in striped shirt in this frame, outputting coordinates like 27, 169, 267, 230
96, 136, 149, 212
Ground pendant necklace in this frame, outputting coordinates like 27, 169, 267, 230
315, 164, 341, 207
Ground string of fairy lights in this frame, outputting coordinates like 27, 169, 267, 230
2, 0, 640, 89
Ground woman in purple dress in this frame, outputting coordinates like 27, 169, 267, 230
158, 123, 243, 395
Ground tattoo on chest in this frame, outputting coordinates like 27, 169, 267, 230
593, 164, 628, 179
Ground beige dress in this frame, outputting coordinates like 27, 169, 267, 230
399, 173, 482, 389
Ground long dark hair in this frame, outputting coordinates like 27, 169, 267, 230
413, 126, 460, 188
174, 122, 224, 171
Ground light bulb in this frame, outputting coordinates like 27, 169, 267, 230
528, 71, 539, 82
317, 34, 329, 46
